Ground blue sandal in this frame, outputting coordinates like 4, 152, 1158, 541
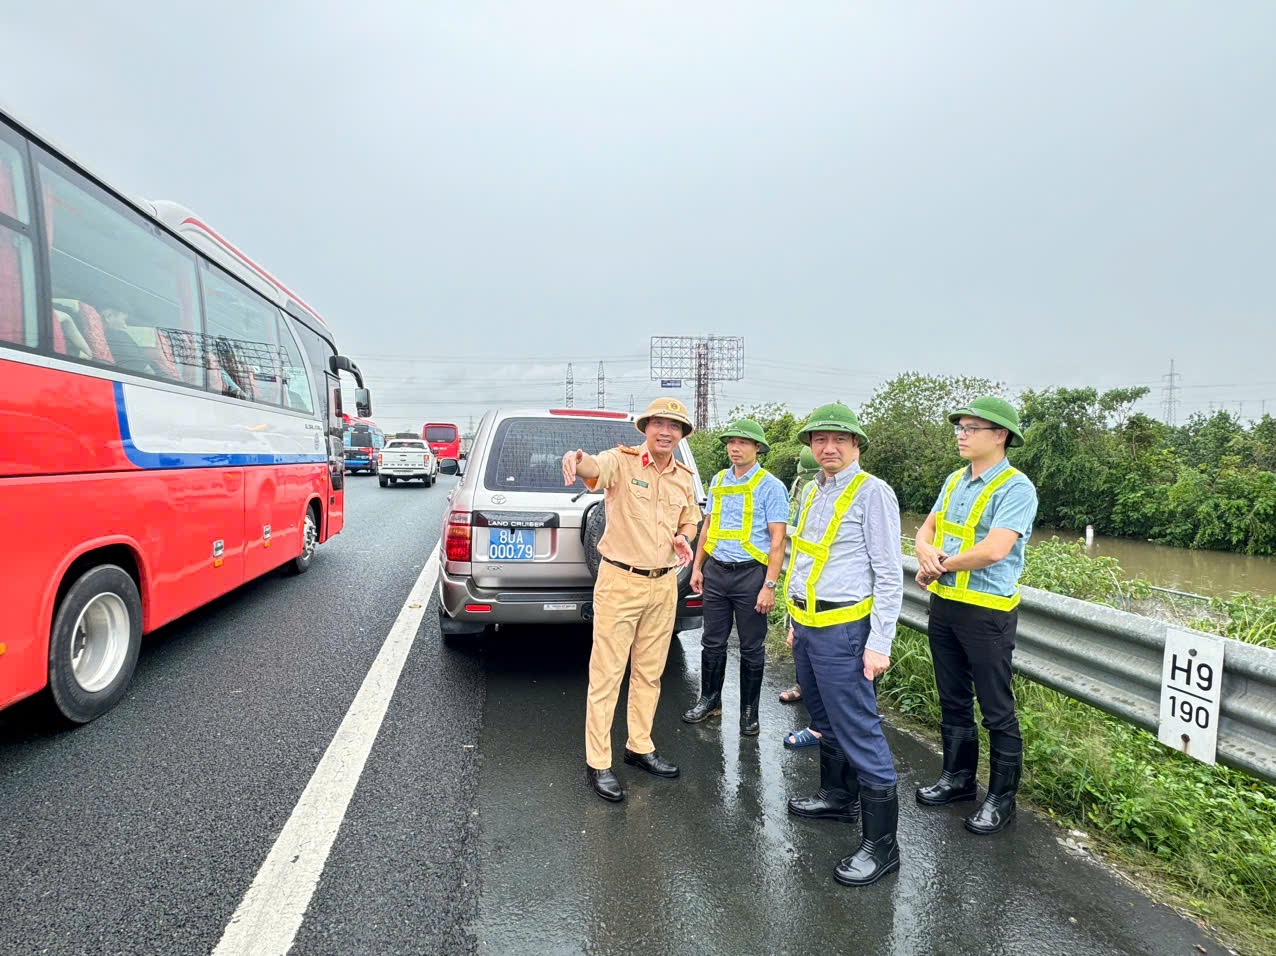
783, 727, 821, 749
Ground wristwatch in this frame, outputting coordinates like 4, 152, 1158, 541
764, 580, 778, 590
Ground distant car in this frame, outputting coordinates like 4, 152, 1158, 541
378, 439, 440, 487
436, 407, 707, 641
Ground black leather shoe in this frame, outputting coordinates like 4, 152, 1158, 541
623, 749, 680, 778
787, 740, 860, 823
916, 725, 979, 806
586, 767, 625, 803
834, 784, 900, 887
964, 749, 1021, 835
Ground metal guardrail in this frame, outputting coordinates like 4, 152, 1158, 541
900, 555, 1276, 783
782, 530, 1276, 782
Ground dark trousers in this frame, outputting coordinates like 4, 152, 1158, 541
927, 594, 1022, 754
701, 557, 768, 669
793, 617, 897, 788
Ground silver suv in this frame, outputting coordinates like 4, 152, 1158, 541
437, 407, 707, 640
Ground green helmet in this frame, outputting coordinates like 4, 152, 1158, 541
797, 446, 819, 479
798, 402, 869, 450
718, 417, 769, 454
947, 396, 1024, 448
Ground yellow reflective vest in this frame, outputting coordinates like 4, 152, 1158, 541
927, 466, 1023, 611
784, 472, 874, 627
704, 467, 770, 564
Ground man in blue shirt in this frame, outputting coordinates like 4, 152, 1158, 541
685, 418, 788, 736
913, 396, 1039, 836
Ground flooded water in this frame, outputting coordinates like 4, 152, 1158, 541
901, 513, 1276, 598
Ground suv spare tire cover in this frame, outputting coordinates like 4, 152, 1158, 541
582, 502, 606, 578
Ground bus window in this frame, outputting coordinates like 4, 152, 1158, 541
0, 133, 39, 350
36, 158, 201, 383
201, 262, 285, 404
276, 316, 314, 414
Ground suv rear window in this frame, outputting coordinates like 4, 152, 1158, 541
483, 417, 650, 492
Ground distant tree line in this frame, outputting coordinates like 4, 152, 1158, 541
687, 372, 1276, 556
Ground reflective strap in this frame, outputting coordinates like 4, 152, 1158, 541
784, 471, 873, 626
704, 468, 769, 564
928, 466, 1022, 609
789, 594, 874, 627
928, 581, 1020, 612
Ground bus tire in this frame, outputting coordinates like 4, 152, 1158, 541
47, 564, 143, 725
289, 507, 319, 575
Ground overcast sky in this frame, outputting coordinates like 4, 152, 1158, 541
4, 2, 1273, 433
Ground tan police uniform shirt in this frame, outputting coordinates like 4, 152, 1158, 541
584, 444, 701, 570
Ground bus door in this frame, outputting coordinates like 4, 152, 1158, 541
326, 373, 345, 534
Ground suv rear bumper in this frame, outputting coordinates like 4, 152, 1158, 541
438, 561, 703, 632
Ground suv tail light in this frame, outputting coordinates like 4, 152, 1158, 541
445, 511, 472, 562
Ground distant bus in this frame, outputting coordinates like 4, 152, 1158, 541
423, 421, 461, 461
0, 103, 371, 723
343, 414, 384, 474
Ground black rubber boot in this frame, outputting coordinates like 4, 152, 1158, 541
964, 749, 1022, 835
787, 740, 860, 823
915, 724, 979, 805
739, 660, 764, 736
682, 652, 727, 723
834, 783, 901, 886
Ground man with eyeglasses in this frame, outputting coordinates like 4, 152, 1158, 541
913, 396, 1038, 836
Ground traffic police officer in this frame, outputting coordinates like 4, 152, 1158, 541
913, 396, 1038, 835
562, 397, 702, 803
786, 403, 904, 887
683, 418, 788, 735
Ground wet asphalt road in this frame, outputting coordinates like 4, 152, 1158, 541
476, 630, 1224, 955
1, 476, 1226, 955
0, 474, 480, 956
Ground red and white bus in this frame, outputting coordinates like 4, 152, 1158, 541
0, 104, 371, 723
422, 421, 461, 462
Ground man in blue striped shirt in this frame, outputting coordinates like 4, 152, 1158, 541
785, 403, 904, 888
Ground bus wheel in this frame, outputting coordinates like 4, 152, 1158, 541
289, 508, 319, 575
48, 565, 143, 724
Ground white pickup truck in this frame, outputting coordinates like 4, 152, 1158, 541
378, 439, 440, 487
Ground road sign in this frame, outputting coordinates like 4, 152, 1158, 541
660, 379, 682, 388
1158, 626, 1225, 765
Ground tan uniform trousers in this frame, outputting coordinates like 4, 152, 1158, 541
585, 560, 679, 769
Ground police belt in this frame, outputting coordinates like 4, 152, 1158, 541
789, 595, 864, 613
603, 557, 676, 578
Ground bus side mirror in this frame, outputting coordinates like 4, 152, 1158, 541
354, 388, 372, 417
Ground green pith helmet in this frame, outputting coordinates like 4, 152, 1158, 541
718, 417, 770, 454
798, 402, 870, 450
948, 396, 1024, 448
797, 446, 819, 479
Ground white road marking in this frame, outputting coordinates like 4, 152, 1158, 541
213, 549, 442, 956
